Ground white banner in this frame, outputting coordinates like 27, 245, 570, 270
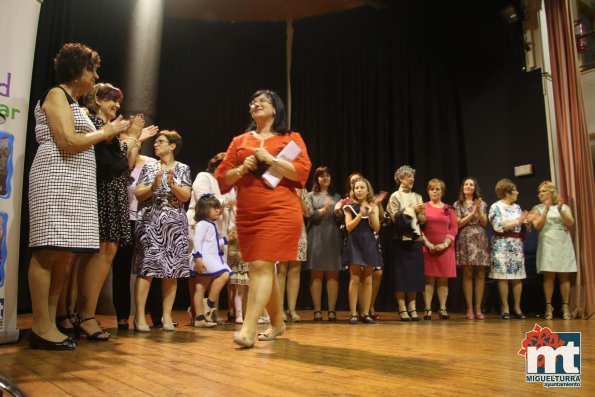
0, 0, 41, 343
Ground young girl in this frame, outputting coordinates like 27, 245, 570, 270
343, 177, 384, 324
191, 194, 233, 327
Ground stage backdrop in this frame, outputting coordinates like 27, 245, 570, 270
0, 0, 41, 344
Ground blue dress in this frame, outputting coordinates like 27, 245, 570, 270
488, 201, 526, 279
342, 204, 383, 267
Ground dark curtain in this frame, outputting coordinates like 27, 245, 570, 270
157, 18, 286, 172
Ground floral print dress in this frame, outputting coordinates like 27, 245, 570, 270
488, 201, 526, 279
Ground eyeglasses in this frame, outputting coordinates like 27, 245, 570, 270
249, 98, 272, 107
154, 139, 170, 145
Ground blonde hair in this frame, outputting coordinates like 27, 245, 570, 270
350, 177, 375, 204
538, 180, 559, 204
427, 178, 445, 196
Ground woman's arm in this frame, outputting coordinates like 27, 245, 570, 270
558, 203, 575, 228
44, 88, 128, 153
368, 203, 381, 232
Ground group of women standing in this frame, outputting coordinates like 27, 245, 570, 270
27, 43, 578, 352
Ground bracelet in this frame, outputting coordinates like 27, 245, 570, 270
236, 165, 244, 178
272, 157, 279, 166
126, 136, 139, 144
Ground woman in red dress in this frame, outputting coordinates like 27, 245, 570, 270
216, 89, 311, 348
422, 179, 458, 320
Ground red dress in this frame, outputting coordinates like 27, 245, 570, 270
422, 203, 458, 278
216, 132, 311, 262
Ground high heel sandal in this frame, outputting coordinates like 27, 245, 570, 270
287, 311, 301, 322
561, 303, 573, 320
349, 315, 359, 324
398, 311, 412, 322
407, 310, 421, 321
328, 311, 337, 322
75, 317, 110, 341
423, 310, 432, 320
438, 308, 449, 320
543, 302, 553, 320
56, 314, 75, 335
313, 311, 322, 321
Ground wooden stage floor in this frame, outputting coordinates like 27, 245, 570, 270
1, 311, 592, 396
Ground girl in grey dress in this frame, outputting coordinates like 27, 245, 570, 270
305, 166, 343, 321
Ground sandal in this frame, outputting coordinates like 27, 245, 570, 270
349, 315, 359, 324
313, 311, 322, 321
75, 317, 110, 341
423, 310, 432, 320
543, 302, 553, 320
439, 308, 449, 320
561, 303, 573, 320
56, 314, 75, 335
408, 310, 420, 321
287, 311, 301, 322
398, 310, 412, 322
328, 311, 337, 322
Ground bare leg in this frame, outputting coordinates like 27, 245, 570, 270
208, 272, 230, 303
236, 260, 276, 342
474, 268, 486, 316
310, 270, 323, 312
263, 268, 285, 334
134, 275, 153, 327
326, 271, 339, 312
406, 292, 418, 316
277, 261, 288, 316
161, 278, 178, 325
498, 280, 509, 314
286, 260, 302, 319
187, 276, 197, 319
28, 251, 73, 342
542, 271, 555, 318
558, 273, 571, 319
234, 284, 246, 322
348, 265, 361, 316
395, 291, 408, 318
56, 256, 75, 330
193, 277, 209, 318
437, 277, 449, 312
370, 269, 383, 316
462, 266, 474, 315
512, 279, 523, 314
360, 267, 373, 316
424, 276, 436, 312
78, 242, 118, 335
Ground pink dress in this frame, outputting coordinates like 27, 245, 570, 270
422, 203, 458, 278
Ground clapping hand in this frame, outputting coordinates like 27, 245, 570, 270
374, 191, 388, 205
152, 170, 163, 192
104, 115, 129, 139
127, 114, 145, 140
140, 124, 159, 142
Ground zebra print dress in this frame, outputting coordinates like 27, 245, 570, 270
134, 161, 192, 278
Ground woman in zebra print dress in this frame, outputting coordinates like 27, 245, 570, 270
133, 130, 192, 332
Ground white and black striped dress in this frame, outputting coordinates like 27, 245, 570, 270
133, 161, 192, 278
28, 88, 99, 252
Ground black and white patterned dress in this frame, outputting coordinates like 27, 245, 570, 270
134, 161, 192, 278
29, 87, 99, 252
89, 115, 132, 246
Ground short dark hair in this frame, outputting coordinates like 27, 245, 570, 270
54, 43, 101, 84
82, 83, 123, 116
206, 152, 226, 173
194, 195, 221, 223
158, 130, 183, 156
246, 89, 289, 134
311, 166, 333, 194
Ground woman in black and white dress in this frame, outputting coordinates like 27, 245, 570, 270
27, 43, 129, 350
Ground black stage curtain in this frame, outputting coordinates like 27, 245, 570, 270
157, 18, 286, 172
19, 1, 550, 315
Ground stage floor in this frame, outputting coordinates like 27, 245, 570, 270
1, 311, 592, 396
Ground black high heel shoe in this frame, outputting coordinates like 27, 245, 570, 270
328, 311, 337, 322
27, 330, 76, 350
56, 314, 75, 335
75, 317, 110, 341
398, 311, 412, 322
439, 308, 449, 320
313, 311, 323, 321
423, 310, 432, 320
408, 310, 421, 321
